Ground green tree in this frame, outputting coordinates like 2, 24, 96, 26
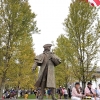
0, 0, 38, 97
56, 0, 100, 90
54, 35, 76, 88
6, 33, 37, 88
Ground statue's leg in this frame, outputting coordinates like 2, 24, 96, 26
51, 88, 57, 100
38, 83, 45, 100
39, 76, 47, 100
38, 66, 48, 100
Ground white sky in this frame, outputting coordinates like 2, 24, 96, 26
28, 0, 71, 55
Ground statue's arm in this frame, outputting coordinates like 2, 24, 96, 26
51, 54, 61, 66
32, 54, 44, 71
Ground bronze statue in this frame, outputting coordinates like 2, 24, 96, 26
32, 44, 61, 100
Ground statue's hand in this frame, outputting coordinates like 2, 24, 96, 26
32, 68, 35, 72
32, 62, 37, 72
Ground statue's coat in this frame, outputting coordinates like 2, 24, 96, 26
32, 52, 61, 88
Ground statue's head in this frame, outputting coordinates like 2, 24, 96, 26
43, 44, 52, 51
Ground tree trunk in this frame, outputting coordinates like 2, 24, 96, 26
82, 81, 86, 94
0, 78, 5, 98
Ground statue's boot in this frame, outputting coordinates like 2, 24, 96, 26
51, 88, 58, 100
51, 95, 57, 100
38, 87, 44, 100
38, 95, 43, 100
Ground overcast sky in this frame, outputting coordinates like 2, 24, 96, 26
28, 0, 71, 55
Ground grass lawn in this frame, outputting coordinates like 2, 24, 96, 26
18, 94, 89, 100
18, 94, 35, 99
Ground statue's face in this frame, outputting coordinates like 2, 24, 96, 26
44, 46, 51, 51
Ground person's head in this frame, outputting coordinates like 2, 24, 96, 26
43, 44, 52, 51
75, 82, 80, 89
87, 82, 92, 88
63, 87, 66, 89
59, 86, 62, 88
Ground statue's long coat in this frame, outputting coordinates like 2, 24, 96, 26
33, 52, 61, 88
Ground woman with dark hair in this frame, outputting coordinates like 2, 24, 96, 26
71, 82, 85, 100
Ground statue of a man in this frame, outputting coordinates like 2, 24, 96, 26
32, 44, 61, 100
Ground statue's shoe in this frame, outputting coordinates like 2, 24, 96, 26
52, 96, 58, 100
38, 95, 43, 100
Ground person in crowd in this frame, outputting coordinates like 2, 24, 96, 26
36, 89, 41, 99
68, 85, 72, 98
71, 82, 85, 100
24, 92, 28, 99
63, 87, 68, 99
57, 86, 64, 99
45, 89, 48, 99
47, 88, 51, 99
96, 84, 100, 98
95, 88, 98, 97
18, 88, 21, 97
10, 89, 17, 99
22, 89, 25, 97
20, 89, 23, 97
2, 93, 6, 99
85, 82, 99, 100
5, 91, 10, 99
34, 89, 37, 96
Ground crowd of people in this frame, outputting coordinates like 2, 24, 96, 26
2, 82, 100, 100
2, 88, 32, 99
2, 88, 17, 99
32, 86, 72, 99
2, 86, 71, 99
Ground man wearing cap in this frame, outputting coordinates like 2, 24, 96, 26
32, 44, 61, 100
85, 82, 99, 100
